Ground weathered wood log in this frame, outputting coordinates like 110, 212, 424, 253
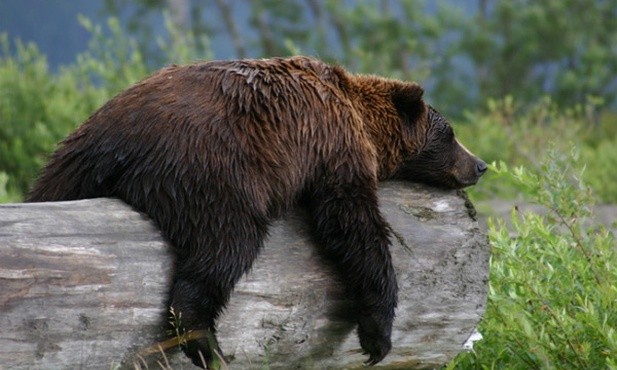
0, 182, 489, 369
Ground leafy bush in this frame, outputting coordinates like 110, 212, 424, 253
0, 171, 15, 202
447, 149, 617, 369
581, 139, 617, 204
0, 33, 107, 199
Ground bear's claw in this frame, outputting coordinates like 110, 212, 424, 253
357, 313, 393, 366
182, 329, 226, 369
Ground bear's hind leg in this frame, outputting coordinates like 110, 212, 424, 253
169, 211, 268, 369
169, 277, 226, 368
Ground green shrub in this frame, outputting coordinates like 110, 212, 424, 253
0, 171, 18, 202
0, 19, 143, 200
447, 149, 617, 369
0, 34, 106, 198
581, 140, 617, 204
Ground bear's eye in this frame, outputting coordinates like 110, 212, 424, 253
428, 106, 454, 138
437, 122, 453, 135
437, 123, 455, 142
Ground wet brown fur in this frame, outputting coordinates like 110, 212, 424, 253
27, 56, 485, 367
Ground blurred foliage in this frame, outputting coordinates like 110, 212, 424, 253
446, 151, 617, 369
458, 0, 617, 110
455, 96, 617, 203
101, 0, 617, 117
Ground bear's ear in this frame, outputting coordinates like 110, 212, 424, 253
391, 83, 425, 122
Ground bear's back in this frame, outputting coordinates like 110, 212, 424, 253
33, 57, 363, 218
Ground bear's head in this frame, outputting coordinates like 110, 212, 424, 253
390, 83, 487, 189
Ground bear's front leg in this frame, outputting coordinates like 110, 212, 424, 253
308, 181, 398, 365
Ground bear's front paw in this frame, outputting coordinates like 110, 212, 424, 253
357, 313, 393, 365
181, 329, 226, 369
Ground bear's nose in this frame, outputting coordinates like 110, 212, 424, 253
476, 160, 488, 176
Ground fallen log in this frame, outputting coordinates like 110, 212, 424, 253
0, 182, 489, 369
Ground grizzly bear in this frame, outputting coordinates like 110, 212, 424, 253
27, 56, 486, 368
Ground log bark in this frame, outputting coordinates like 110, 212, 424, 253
0, 182, 489, 369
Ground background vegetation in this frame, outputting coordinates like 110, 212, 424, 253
448, 151, 617, 369
1, 0, 615, 367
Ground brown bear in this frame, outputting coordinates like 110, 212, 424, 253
27, 56, 486, 368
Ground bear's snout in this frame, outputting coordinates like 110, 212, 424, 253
475, 159, 488, 177
451, 141, 487, 188
456, 157, 487, 187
